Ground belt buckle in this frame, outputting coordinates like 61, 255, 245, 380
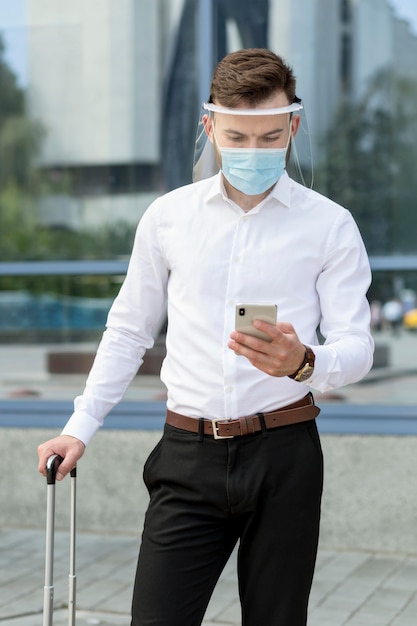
212, 419, 234, 440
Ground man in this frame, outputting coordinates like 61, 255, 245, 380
38, 49, 374, 625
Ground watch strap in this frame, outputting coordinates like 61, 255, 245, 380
288, 346, 315, 381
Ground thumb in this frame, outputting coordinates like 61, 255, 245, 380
55, 446, 84, 480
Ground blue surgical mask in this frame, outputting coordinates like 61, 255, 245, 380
219, 146, 287, 195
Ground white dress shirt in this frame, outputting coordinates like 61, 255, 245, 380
62, 172, 374, 445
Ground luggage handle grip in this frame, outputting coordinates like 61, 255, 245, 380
46, 454, 77, 484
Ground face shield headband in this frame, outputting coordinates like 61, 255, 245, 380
193, 100, 313, 188
202, 102, 303, 115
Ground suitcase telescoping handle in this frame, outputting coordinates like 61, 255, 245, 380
43, 454, 77, 626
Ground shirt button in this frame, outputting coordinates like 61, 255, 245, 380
225, 386, 233, 393
234, 256, 240, 263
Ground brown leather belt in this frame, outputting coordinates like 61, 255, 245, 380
166, 393, 320, 439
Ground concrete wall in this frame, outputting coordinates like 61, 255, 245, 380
2, 428, 417, 555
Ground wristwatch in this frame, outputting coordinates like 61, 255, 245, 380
288, 346, 315, 382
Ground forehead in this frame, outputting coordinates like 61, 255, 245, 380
213, 91, 292, 134
214, 111, 290, 135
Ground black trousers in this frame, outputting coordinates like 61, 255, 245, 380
131, 419, 323, 626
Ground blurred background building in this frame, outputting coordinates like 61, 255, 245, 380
0, 0, 417, 348
19, 0, 417, 229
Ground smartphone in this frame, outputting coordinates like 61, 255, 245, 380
235, 304, 277, 342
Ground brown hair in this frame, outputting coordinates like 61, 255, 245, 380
209, 48, 297, 107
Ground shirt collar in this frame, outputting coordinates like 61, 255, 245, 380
206, 171, 292, 210
205, 173, 224, 202
269, 172, 292, 208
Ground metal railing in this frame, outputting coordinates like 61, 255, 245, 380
1, 255, 417, 276
1, 256, 417, 434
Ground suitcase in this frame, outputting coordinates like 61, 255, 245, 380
43, 454, 77, 626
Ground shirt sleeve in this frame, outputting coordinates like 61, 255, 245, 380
62, 204, 168, 445
305, 209, 374, 393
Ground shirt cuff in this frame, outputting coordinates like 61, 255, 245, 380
61, 411, 102, 447
306, 344, 339, 393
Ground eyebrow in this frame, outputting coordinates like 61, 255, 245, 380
223, 127, 285, 138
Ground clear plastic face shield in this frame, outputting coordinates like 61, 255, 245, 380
193, 100, 313, 189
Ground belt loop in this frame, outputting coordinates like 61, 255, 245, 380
257, 412, 269, 439
240, 417, 249, 437
197, 418, 204, 442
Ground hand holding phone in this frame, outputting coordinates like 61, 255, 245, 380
235, 304, 277, 342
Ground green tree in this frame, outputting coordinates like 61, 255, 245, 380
0, 33, 136, 307
0, 34, 135, 269
0, 35, 46, 260
315, 71, 417, 255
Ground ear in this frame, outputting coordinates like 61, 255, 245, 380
202, 114, 214, 143
291, 114, 301, 138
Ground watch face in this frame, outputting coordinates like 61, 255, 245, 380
296, 364, 314, 382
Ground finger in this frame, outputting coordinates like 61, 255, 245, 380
275, 321, 297, 335
55, 449, 83, 480
37, 444, 55, 476
55, 461, 70, 481
228, 333, 271, 356
37, 446, 68, 479
252, 319, 281, 340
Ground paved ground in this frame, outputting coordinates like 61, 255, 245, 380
1, 528, 417, 626
1, 330, 417, 624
